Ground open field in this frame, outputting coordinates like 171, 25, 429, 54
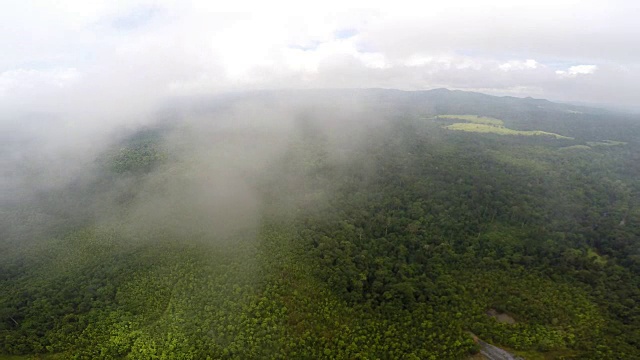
587, 140, 627, 147
436, 114, 505, 126
444, 123, 573, 139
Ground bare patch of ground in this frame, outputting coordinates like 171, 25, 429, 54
487, 308, 516, 324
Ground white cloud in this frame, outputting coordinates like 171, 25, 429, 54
0, 68, 80, 95
0, 0, 638, 112
499, 59, 539, 71
556, 65, 598, 77
402, 56, 434, 67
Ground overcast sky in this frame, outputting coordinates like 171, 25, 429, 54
1, 0, 639, 117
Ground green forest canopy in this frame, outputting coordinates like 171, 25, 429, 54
1, 90, 639, 359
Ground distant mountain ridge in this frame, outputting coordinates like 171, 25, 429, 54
164, 88, 638, 144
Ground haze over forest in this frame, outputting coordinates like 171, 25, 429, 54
1, 2, 640, 360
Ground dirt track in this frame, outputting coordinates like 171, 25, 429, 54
477, 339, 524, 360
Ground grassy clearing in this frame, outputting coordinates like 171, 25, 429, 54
586, 140, 627, 147
436, 114, 505, 126
445, 123, 573, 139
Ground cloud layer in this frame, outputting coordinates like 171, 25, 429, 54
1, 0, 639, 116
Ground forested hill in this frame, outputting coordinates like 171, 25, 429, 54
1, 89, 639, 359
171, 88, 639, 143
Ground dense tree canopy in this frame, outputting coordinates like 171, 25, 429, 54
1, 90, 639, 359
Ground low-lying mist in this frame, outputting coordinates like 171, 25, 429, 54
0, 91, 399, 256
4, 88, 622, 255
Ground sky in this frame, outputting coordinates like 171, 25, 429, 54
1, 0, 639, 116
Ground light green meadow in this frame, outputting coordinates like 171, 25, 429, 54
444, 123, 573, 139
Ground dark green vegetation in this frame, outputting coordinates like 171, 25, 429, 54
108, 130, 167, 174
1, 89, 639, 359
